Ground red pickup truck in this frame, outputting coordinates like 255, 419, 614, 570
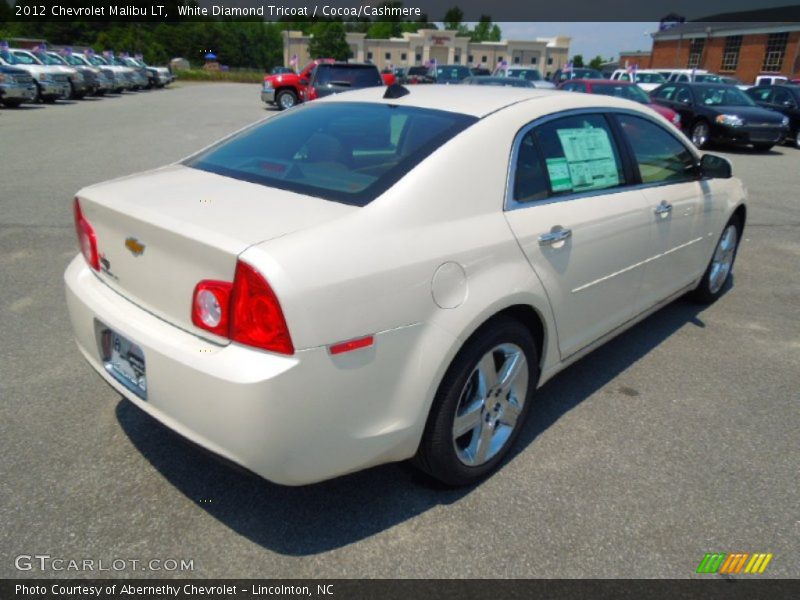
261, 59, 390, 110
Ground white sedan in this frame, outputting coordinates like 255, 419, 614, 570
65, 86, 746, 486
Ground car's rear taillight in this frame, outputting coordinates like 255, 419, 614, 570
230, 261, 294, 355
191, 280, 232, 337
191, 261, 294, 355
73, 198, 99, 271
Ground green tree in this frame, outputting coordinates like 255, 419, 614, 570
572, 54, 584, 68
308, 21, 351, 61
588, 55, 605, 70
442, 6, 463, 30
470, 16, 501, 42
367, 21, 400, 39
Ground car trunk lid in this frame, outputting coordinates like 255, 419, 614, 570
77, 164, 356, 341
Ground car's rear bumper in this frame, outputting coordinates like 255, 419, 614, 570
64, 255, 438, 485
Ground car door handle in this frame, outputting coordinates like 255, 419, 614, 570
654, 201, 673, 217
538, 226, 572, 246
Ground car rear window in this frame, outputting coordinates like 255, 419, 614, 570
314, 65, 382, 88
508, 69, 543, 81
185, 102, 477, 206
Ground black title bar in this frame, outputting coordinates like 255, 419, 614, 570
2, 579, 800, 600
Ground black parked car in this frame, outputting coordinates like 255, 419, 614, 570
650, 82, 789, 151
403, 66, 432, 84
306, 62, 383, 100
551, 67, 603, 83
470, 67, 491, 77
427, 64, 472, 84
746, 84, 800, 148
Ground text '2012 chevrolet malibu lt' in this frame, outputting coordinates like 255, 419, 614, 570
65, 85, 746, 486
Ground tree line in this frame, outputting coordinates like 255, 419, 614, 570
0, 1, 506, 70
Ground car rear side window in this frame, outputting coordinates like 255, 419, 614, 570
185, 102, 477, 206
313, 65, 382, 88
616, 114, 697, 184
514, 114, 626, 201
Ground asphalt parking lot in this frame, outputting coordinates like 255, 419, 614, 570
1, 83, 798, 579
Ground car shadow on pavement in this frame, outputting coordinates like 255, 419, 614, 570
116, 288, 726, 556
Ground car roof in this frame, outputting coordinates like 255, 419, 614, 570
564, 79, 634, 86
318, 85, 650, 118
672, 82, 741, 88
465, 76, 533, 86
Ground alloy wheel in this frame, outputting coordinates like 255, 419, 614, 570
452, 343, 529, 467
708, 224, 738, 294
278, 92, 295, 110
692, 122, 709, 148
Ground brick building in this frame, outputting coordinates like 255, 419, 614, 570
650, 22, 800, 84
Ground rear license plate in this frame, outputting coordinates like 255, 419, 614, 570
102, 329, 147, 399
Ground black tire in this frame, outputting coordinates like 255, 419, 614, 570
276, 89, 297, 110
752, 143, 774, 152
690, 120, 711, 149
689, 215, 742, 304
1, 99, 23, 108
414, 315, 539, 486
42, 96, 57, 104
33, 82, 42, 103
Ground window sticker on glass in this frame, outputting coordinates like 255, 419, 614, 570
555, 128, 620, 192
545, 158, 572, 192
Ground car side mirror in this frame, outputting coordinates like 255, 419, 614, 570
699, 154, 732, 179
299, 78, 309, 86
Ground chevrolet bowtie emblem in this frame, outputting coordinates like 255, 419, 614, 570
125, 237, 145, 256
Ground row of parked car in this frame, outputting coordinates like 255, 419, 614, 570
0, 45, 172, 107
261, 60, 799, 152
558, 74, 798, 151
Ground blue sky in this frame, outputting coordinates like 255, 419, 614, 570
492, 22, 662, 61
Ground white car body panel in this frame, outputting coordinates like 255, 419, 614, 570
65, 86, 746, 484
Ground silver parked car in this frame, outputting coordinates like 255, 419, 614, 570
0, 49, 70, 102
0, 64, 37, 107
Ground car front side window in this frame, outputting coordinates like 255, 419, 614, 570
655, 85, 676, 101
749, 87, 774, 103
616, 114, 697, 185
675, 87, 693, 104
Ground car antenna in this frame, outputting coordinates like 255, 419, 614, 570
384, 83, 410, 99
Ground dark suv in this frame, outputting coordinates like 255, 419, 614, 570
304, 63, 383, 101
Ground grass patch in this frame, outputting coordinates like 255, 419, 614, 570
174, 69, 264, 84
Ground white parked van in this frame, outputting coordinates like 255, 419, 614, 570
609, 69, 667, 92
755, 75, 788, 86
